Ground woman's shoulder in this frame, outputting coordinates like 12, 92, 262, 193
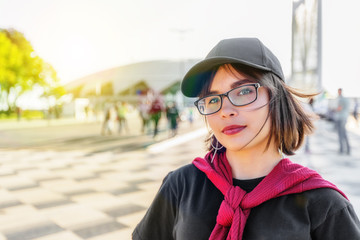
303, 187, 350, 209
160, 162, 218, 198
263, 187, 352, 224
165, 163, 206, 182
301, 188, 355, 227
301, 188, 360, 237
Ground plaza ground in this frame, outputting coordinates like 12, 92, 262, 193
0, 113, 359, 240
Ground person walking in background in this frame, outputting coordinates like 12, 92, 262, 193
166, 101, 180, 137
101, 108, 113, 135
15, 106, 22, 121
187, 107, 194, 126
149, 97, 163, 138
133, 38, 360, 239
116, 102, 129, 134
335, 88, 351, 155
303, 97, 318, 154
353, 98, 359, 127
138, 98, 151, 134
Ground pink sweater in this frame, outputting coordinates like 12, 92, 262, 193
193, 152, 347, 240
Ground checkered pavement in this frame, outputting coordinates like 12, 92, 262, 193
0, 125, 206, 240
0, 119, 359, 240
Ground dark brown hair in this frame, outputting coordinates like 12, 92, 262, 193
199, 63, 317, 155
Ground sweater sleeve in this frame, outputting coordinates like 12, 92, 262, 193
311, 196, 360, 239
132, 172, 178, 240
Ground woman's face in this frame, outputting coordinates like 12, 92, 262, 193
206, 65, 272, 152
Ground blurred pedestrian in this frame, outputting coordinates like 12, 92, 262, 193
335, 88, 351, 155
101, 108, 113, 135
188, 107, 194, 126
303, 97, 318, 154
353, 98, 359, 127
133, 38, 360, 239
138, 99, 151, 134
149, 97, 163, 138
166, 101, 180, 137
15, 106, 22, 121
116, 102, 129, 134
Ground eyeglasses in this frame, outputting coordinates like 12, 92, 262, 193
194, 83, 261, 115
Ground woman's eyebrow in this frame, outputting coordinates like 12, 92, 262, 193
230, 79, 253, 88
208, 79, 254, 95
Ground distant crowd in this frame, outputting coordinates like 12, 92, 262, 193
99, 96, 195, 139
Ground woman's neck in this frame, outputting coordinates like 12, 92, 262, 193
226, 146, 282, 180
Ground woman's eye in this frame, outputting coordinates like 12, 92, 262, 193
208, 97, 219, 104
238, 88, 252, 95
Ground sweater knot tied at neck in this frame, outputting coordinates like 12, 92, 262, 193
217, 186, 247, 227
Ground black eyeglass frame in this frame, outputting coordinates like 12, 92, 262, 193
194, 83, 261, 115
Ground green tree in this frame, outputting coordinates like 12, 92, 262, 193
41, 63, 66, 103
0, 28, 60, 113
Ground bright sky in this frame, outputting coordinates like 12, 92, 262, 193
0, 0, 359, 98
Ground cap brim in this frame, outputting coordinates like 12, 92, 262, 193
181, 57, 272, 97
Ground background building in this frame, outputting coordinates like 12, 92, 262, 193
65, 59, 198, 100
291, 0, 322, 92
63, 59, 200, 120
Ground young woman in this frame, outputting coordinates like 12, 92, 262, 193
132, 38, 360, 239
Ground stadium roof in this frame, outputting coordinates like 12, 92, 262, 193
65, 59, 200, 97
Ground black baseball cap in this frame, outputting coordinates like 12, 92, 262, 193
181, 38, 284, 97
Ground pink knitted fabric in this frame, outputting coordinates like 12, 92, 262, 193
193, 152, 347, 240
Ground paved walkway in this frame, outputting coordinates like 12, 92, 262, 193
0, 117, 359, 240
0, 110, 199, 151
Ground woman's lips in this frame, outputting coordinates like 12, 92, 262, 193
222, 125, 246, 135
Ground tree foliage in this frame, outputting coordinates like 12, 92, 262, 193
41, 63, 66, 99
0, 28, 64, 112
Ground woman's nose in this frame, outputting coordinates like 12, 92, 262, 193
219, 96, 237, 117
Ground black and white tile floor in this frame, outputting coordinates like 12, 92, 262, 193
0, 119, 359, 240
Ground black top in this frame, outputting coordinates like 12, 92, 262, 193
133, 164, 360, 240
233, 176, 265, 193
